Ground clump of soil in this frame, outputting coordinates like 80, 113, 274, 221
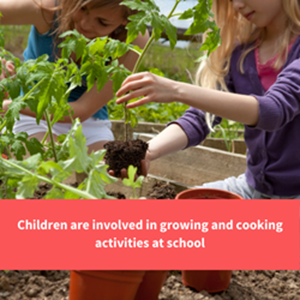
33, 183, 53, 199
104, 139, 148, 177
146, 182, 176, 199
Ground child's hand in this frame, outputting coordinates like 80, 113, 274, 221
0, 59, 15, 81
2, 99, 12, 112
116, 72, 177, 109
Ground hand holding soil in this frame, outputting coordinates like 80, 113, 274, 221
108, 158, 149, 179
104, 139, 148, 177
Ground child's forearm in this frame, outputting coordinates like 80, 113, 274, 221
147, 124, 188, 162
176, 82, 259, 126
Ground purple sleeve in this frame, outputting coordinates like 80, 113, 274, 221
168, 107, 222, 148
253, 58, 300, 131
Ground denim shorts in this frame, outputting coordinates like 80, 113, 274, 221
196, 174, 300, 199
13, 114, 114, 146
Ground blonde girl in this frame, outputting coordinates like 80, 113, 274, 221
0, 0, 148, 153
116, 0, 300, 199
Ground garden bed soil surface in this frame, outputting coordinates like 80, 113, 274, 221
1, 270, 300, 300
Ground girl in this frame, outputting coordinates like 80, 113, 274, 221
116, 0, 300, 199
0, 0, 148, 153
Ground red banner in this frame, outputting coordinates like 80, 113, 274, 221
0, 199, 299, 270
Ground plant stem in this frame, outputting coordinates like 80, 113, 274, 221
124, 103, 128, 141
167, 0, 182, 19
44, 110, 58, 162
123, 0, 182, 138
41, 110, 74, 145
0, 156, 98, 199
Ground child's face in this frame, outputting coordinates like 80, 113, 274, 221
72, 4, 128, 39
230, 0, 284, 29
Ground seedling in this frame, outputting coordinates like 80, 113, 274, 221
122, 165, 144, 199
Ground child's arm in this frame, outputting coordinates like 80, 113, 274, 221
0, 0, 54, 34
116, 72, 259, 126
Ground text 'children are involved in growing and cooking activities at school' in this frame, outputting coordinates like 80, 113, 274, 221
0, 0, 148, 153
116, 0, 300, 200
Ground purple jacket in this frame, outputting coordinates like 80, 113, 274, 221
173, 36, 300, 196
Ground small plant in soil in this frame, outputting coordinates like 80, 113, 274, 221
103, 0, 221, 177
0, 1, 220, 199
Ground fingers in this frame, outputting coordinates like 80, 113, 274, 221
116, 88, 149, 105
108, 168, 130, 179
0, 59, 15, 79
6, 61, 15, 76
116, 72, 156, 97
140, 159, 148, 177
125, 97, 151, 109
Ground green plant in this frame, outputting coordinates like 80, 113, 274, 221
114, 0, 220, 140
0, 0, 220, 199
122, 165, 144, 199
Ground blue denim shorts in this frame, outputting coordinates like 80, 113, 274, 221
196, 174, 300, 199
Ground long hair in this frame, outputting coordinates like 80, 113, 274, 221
196, 0, 300, 91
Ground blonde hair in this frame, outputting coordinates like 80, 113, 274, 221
197, 0, 300, 91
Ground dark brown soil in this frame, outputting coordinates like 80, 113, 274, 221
104, 139, 148, 177
146, 182, 177, 199
107, 191, 126, 199
1, 270, 300, 300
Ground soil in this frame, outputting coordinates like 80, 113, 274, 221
1, 270, 300, 300
104, 139, 148, 177
146, 181, 177, 199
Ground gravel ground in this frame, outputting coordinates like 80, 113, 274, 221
1, 270, 300, 300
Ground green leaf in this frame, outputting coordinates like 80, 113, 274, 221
148, 67, 165, 77
17, 175, 39, 199
110, 66, 131, 94
64, 189, 81, 199
151, 12, 165, 41
104, 39, 130, 59
86, 170, 110, 199
68, 125, 91, 173
11, 140, 26, 160
179, 9, 194, 20
126, 12, 152, 44
200, 28, 221, 55
38, 160, 64, 176
89, 37, 108, 55
121, 0, 159, 12
44, 187, 65, 199
5, 96, 26, 132
161, 16, 177, 50
25, 137, 44, 156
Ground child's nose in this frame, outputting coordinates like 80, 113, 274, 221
80, 16, 92, 31
231, 0, 246, 11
